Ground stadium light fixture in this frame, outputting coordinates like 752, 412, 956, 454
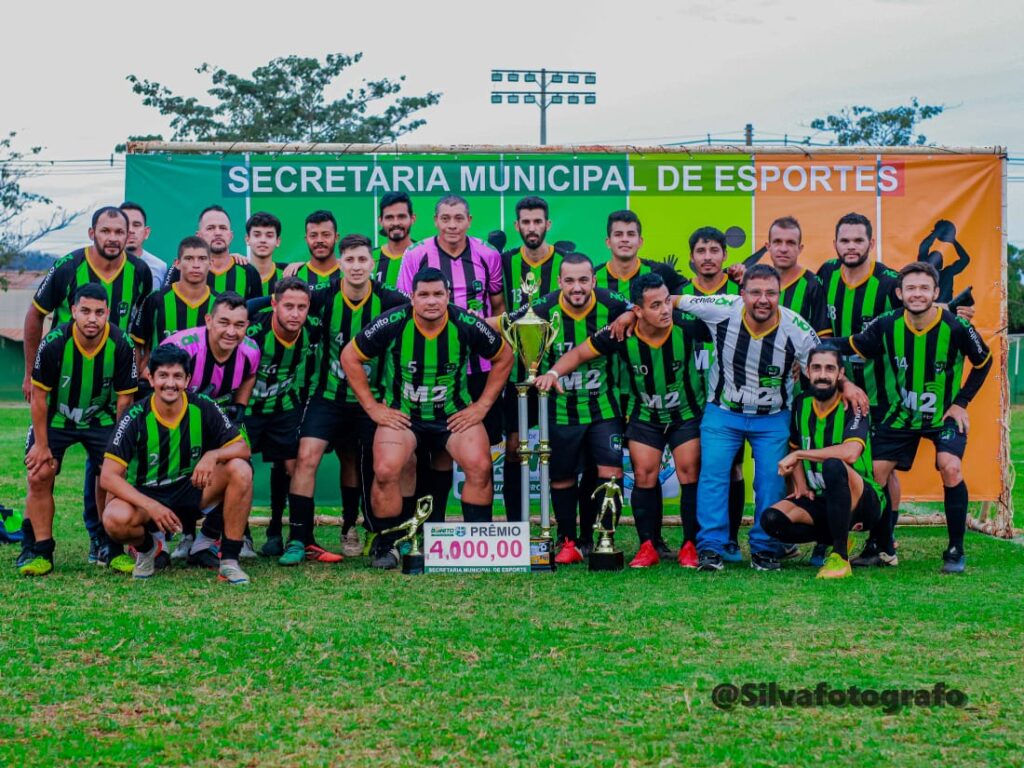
488, 68, 598, 145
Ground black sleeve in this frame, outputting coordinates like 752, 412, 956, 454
244, 264, 263, 301
353, 307, 408, 360
675, 310, 711, 343
247, 295, 273, 319
200, 396, 242, 449
380, 287, 411, 311
507, 291, 557, 322
806, 276, 831, 336
32, 258, 72, 315
455, 308, 505, 360
134, 260, 153, 304
789, 404, 801, 448
105, 408, 141, 466
848, 313, 888, 359
132, 294, 155, 346
843, 405, 870, 445
951, 316, 993, 408
587, 326, 623, 357
113, 335, 139, 394
163, 266, 179, 290
31, 331, 63, 390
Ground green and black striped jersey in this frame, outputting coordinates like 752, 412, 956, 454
255, 262, 286, 298
588, 310, 708, 425
105, 393, 241, 488
244, 312, 318, 415
789, 392, 884, 506
207, 260, 263, 301
373, 245, 406, 291
31, 323, 138, 430
293, 261, 341, 288
502, 245, 564, 313
352, 304, 505, 422
594, 258, 686, 296
130, 285, 215, 350
846, 309, 991, 430
510, 289, 629, 426
817, 260, 901, 409
33, 247, 152, 333
780, 268, 830, 336
311, 280, 408, 402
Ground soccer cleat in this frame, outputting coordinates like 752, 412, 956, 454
133, 540, 161, 579
577, 540, 594, 559
809, 543, 829, 568
16, 543, 36, 569
852, 545, 899, 568
816, 552, 853, 579
678, 540, 699, 569
780, 543, 801, 560
186, 544, 220, 570
554, 540, 584, 565
629, 540, 661, 568
19, 556, 53, 576
155, 550, 171, 571
261, 535, 284, 557
218, 559, 251, 585
88, 536, 102, 564
697, 550, 724, 572
750, 552, 782, 572
361, 531, 378, 557
278, 540, 307, 567
722, 541, 743, 563
653, 539, 675, 561
342, 528, 363, 558
108, 554, 136, 574
240, 536, 258, 559
940, 547, 966, 574
171, 534, 194, 562
371, 546, 401, 570
305, 543, 344, 564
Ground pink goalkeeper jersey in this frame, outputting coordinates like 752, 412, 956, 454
161, 326, 261, 403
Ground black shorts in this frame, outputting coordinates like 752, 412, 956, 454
139, 478, 204, 531
788, 482, 882, 533
244, 408, 301, 462
25, 424, 110, 474
502, 383, 539, 434
625, 417, 701, 452
299, 397, 370, 449
467, 371, 504, 445
410, 418, 453, 455
872, 419, 967, 472
550, 419, 624, 481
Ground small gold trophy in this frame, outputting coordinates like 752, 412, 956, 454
589, 478, 625, 572
499, 273, 561, 571
379, 496, 433, 575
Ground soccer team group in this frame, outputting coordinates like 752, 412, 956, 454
15, 191, 992, 584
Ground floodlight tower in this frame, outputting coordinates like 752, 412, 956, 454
490, 69, 597, 145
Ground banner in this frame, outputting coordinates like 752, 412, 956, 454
126, 150, 1007, 503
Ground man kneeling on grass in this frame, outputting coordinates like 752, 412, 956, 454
100, 344, 254, 585
762, 346, 884, 579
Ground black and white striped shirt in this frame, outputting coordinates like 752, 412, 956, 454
677, 294, 820, 415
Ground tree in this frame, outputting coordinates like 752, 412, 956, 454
809, 98, 944, 146
1008, 243, 1024, 334
0, 132, 80, 277
125, 53, 441, 145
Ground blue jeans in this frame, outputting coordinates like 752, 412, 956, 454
696, 406, 789, 557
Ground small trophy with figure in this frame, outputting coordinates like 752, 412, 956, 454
589, 478, 625, 572
379, 496, 433, 575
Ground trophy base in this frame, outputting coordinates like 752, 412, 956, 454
530, 537, 556, 572
402, 553, 425, 575
588, 549, 624, 572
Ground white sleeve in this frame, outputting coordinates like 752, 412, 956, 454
675, 293, 740, 323
784, 308, 821, 365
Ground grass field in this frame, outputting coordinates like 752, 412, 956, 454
0, 405, 1021, 766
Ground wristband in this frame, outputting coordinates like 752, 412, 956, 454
546, 368, 561, 379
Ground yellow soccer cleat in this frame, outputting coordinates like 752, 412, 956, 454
816, 551, 852, 579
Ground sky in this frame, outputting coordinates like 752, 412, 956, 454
2, 0, 1022, 253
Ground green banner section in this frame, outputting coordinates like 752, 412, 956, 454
126, 152, 761, 270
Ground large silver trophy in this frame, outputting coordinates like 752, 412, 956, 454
499, 274, 561, 571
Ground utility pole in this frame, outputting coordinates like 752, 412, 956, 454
745, 123, 753, 147
491, 69, 597, 146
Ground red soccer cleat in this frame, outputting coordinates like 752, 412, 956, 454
305, 544, 344, 563
554, 540, 584, 565
629, 540, 660, 568
678, 540, 699, 569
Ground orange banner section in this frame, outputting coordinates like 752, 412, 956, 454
754, 153, 1005, 501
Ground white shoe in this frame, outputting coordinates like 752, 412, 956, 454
342, 528, 363, 557
134, 539, 161, 579
218, 559, 250, 585
240, 536, 258, 559
170, 534, 194, 561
